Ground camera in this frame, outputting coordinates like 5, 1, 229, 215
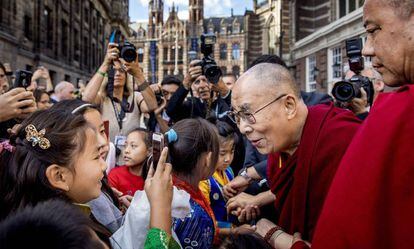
198, 33, 222, 84
332, 38, 374, 105
13, 70, 33, 89
109, 30, 137, 63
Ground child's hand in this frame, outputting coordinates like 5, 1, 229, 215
145, 147, 173, 208
145, 147, 173, 233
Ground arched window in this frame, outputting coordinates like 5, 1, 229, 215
232, 43, 240, 60
220, 43, 227, 60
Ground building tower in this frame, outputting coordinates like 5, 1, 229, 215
148, 0, 164, 38
189, 0, 203, 37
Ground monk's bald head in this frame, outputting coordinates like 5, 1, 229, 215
235, 63, 301, 98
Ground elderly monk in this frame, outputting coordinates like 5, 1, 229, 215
228, 63, 361, 248
309, 0, 414, 248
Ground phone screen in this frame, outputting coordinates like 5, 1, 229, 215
152, 133, 164, 171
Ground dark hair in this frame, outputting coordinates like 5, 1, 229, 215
216, 233, 273, 249
249, 54, 288, 70
0, 109, 90, 219
215, 120, 237, 145
127, 128, 152, 179
161, 75, 182, 86
106, 66, 131, 99
223, 73, 237, 79
0, 199, 109, 249
33, 89, 49, 103
168, 119, 219, 175
0, 62, 6, 74
51, 99, 120, 208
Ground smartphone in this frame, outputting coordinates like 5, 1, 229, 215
13, 70, 33, 89
152, 133, 165, 171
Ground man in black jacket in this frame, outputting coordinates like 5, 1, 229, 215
166, 60, 232, 123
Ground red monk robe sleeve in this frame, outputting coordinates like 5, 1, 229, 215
312, 85, 414, 249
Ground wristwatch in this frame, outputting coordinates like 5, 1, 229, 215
240, 167, 252, 182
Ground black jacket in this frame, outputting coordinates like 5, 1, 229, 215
166, 85, 232, 123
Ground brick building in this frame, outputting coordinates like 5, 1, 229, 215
0, 0, 130, 86
290, 0, 367, 94
129, 0, 252, 83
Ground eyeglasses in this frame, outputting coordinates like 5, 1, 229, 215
227, 94, 287, 125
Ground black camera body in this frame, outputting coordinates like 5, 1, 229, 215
198, 33, 222, 84
332, 38, 374, 105
110, 30, 137, 63
13, 70, 33, 89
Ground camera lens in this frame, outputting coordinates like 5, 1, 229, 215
332, 82, 356, 102
204, 65, 222, 84
121, 46, 137, 63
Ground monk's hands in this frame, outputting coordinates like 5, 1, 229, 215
234, 204, 261, 223
227, 192, 261, 222
223, 175, 250, 199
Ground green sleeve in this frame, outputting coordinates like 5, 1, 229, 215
144, 228, 181, 249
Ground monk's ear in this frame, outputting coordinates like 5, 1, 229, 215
284, 95, 298, 120
45, 164, 74, 192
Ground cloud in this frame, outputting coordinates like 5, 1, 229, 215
165, 0, 187, 6
204, 0, 233, 17
139, 0, 149, 7
177, 10, 189, 20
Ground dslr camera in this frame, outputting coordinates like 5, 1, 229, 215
109, 30, 137, 63
332, 38, 374, 105
198, 33, 222, 84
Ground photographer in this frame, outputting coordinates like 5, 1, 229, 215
82, 42, 157, 143
31, 66, 54, 93
147, 75, 181, 133
340, 66, 385, 120
166, 60, 231, 123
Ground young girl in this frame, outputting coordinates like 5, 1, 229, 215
168, 118, 220, 248
52, 99, 123, 233
0, 109, 110, 244
200, 120, 236, 229
108, 128, 150, 196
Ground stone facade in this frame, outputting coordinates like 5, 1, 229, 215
290, 0, 367, 93
0, 0, 129, 86
129, 0, 249, 83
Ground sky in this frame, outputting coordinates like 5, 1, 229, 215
129, 0, 253, 23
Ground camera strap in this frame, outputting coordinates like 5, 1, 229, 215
111, 98, 126, 131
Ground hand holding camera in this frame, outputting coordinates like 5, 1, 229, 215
0, 88, 36, 122
103, 43, 120, 66
332, 38, 374, 106
183, 60, 203, 90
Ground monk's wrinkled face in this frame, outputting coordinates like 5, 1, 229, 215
231, 77, 293, 155
362, 0, 414, 86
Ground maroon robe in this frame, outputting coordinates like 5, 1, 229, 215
312, 85, 414, 248
267, 103, 361, 241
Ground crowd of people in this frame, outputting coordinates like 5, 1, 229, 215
0, 0, 413, 248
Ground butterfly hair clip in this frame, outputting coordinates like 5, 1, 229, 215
25, 124, 51, 150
